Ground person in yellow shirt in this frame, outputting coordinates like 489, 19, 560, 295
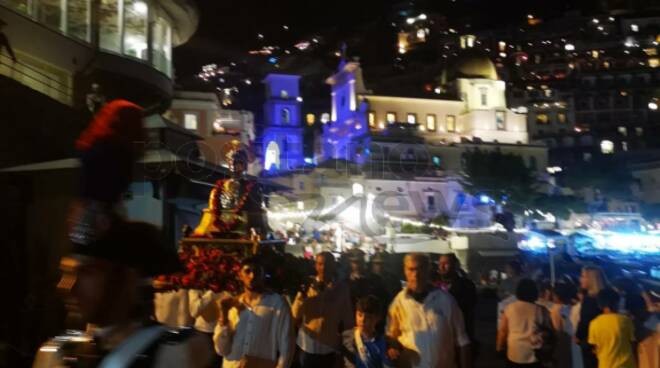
588, 288, 636, 368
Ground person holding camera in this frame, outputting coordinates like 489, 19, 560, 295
292, 252, 354, 368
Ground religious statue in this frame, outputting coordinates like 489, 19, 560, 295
193, 144, 268, 239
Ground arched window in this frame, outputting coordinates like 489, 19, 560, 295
265, 141, 281, 171
281, 108, 290, 124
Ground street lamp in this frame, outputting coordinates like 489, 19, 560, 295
649, 101, 659, 110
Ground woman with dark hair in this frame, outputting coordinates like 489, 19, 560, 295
497, 279, 552, 367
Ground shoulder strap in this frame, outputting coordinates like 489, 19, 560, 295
98, 325, 167, 368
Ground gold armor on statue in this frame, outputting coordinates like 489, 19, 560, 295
192, 143, 266, 239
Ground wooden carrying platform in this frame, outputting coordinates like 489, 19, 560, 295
179, 238, 285, 257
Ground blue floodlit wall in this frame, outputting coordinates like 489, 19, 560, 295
262, 74, 304, 171
322, 73, 368, 161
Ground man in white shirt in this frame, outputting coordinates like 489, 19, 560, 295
189, 289, 221, 334
154, 286, 193, 328
386, 253, 472, 368
189, 288, 223, 366
214, 257, 295, 368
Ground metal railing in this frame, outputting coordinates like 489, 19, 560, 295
0, 52, 73, 105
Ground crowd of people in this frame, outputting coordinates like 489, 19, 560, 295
34, 220, 660, 368
495, 261, 660, 368
151, 250, 476, 368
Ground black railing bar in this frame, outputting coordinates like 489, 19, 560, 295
0, 52, 73, 87
0, 59, 72, 97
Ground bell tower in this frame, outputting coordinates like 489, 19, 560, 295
261, 74, 304, 172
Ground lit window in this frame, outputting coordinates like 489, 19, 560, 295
265, 141, 281, 170
544, 89, 552, 97
631, 24, 639, 32
124, 0, 149, 60
368, 111, 376, 127
649, 58, 660, 68
67, 0, 90, 41
99, 0, 121, 52
558, 113, 567, 124
636, 127, 644, 136
479, 87, 488, 107
536, 114, 549, 125
496, 111, 506, 130
622, 141, 628, 152
446, 115, 456, 132
37, 0, 63, 32
618, 126, 627, 137
600, 140, 614, 154
426, 114, 436, 131
416, 29, 426, 41
6, 0, 29, 14
386, 112, 397, 123
281, 108, 290, 124
280, 90, 289, 98
306, 113, 315, 126
184, 113, 198, 130
460, 34, 476, 49
321, 113, 330, 123
407, 113, 417, 124
352, 183, 364, 196
152, 16, 172, 76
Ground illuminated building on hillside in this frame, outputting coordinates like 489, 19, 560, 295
266, 47, 548, 228
321, 38, 537, 171
260, 74, 305, 172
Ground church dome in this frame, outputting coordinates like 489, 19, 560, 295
440, 50, 498, 84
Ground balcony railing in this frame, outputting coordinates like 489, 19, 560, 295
0, 52, 73, 105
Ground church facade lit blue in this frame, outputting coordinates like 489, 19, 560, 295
322, 60, 370, 163
261, 74, 304, 172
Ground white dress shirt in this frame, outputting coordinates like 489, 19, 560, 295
214, 292, 294, 368
386, 288, 470, 368
188, 290, 222, 333
154, 289, 193, 328
501, 300, 540, 364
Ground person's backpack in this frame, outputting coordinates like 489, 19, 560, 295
533, 305, 556, 364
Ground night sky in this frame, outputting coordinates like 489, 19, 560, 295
174, 0, 583, 80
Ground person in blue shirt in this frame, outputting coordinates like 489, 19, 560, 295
342, 295, 393, 368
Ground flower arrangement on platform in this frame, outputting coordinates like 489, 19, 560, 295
154, 241, 311, 296
155, 245, 241, 293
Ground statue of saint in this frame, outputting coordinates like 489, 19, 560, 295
193, 147, 267, 239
